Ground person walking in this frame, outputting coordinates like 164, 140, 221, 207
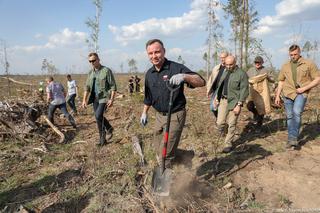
66, 74, 78, 115
275, 44, 320, 149
246, 56, 275, 132
213, 55, 249, 153
140, 39, 205, 168
134, 75, 141, 92
207, 52, 229, 118
82, 52, 117, 146
46, 76, 76, 128
128, 76, 134, 95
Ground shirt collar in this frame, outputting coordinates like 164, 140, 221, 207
151, 58, 170, 73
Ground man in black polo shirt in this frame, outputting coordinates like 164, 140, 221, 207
140, 39, 205, 168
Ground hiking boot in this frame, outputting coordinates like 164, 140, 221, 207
105, 127, 113, 142
97, 137, 107, 146
286, 139, 298, 149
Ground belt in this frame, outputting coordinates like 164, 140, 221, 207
159, 108, 184, 116
221, 95, 228, 99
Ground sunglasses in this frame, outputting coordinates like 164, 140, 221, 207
89, 59, 96, 63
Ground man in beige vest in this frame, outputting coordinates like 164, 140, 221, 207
275, 44, 320, 149
207, 52, 229, 118
246, 56, 275, 132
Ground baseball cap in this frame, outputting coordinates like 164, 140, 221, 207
254, 56, 264, 63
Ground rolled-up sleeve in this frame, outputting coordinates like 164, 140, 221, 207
310, 62, 320, 79
143, 78, 152, 106
107, 69, 117, 91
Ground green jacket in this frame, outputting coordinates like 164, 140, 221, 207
215, 66, 249, 110
85, 66, 117, 104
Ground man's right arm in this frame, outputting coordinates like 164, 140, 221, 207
275, 81, 284, 106
82, 91, 89, 107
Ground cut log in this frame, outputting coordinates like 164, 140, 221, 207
42, 115, 65, 143
0, 77, 34, 86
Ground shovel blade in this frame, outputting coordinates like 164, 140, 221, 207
151, 167, 172, 196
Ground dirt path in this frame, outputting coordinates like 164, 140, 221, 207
233, 141, 320, 209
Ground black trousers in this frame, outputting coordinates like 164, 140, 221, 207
246, 101, 264, 126
93, 99, 112, 139
67, 94, 77, 113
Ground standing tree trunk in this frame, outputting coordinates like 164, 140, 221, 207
244, 0, 249, 69
239, 0, 245, 69
2, 41, 10, 96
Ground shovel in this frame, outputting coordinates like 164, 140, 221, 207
152, 81, 180, 196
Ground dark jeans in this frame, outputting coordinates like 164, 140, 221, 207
93, 99, 112, 139
247, 101, 264, 126
67, 94, 77, 113
48, 102, 76, 127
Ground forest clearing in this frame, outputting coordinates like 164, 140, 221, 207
1, 74, 320, 212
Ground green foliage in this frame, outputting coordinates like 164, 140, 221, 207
278, 194, 292, 208
248, 200, 266, 209
85, 0, 103, 52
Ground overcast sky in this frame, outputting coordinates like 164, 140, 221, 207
0, 0, 320, 75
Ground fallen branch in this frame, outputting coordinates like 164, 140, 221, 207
0, 119, 28, 142
0, 77, 34, 86
124, 114, 135, 132
0, 118, 15, 131
218, 155, 264, 178
141, 185, 160, 213
42, 115, 65, 143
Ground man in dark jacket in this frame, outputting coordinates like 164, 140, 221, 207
213, 55, 249, 153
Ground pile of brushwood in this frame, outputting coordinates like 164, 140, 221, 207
0, 100, 47, 142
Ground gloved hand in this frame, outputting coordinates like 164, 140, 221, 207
169, 74, 185, 85
140, 113, 148, 127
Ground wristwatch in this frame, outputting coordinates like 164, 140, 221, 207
237, 102, 243, 107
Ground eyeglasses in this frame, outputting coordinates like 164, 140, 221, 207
254, 62, 261, 64
89, 59, 96, 63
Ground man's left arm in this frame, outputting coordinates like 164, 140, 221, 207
183, 74, 206, 88
238, 72, 249, 103
107, 69, 117, 107
46, 86, 51, 103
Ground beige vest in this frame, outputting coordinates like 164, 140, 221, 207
206, 64, 221, 96
249, 73, 271, 115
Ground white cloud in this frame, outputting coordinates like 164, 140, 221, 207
108, 0, 209, 45
5, 28, 89, 75
254, 0, 320, 36
12, 28, 87, 52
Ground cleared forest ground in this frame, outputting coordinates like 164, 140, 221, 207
1, 74, 320, 212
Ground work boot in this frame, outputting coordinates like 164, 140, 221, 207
97, 132, 107, 146
286, 139, 298, 149
68, 115, 77, 129
105, 127, 113, 142
97, 138, 106, 146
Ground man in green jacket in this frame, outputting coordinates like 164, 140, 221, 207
82, 52, 117, 146
213, 55, 249, 153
